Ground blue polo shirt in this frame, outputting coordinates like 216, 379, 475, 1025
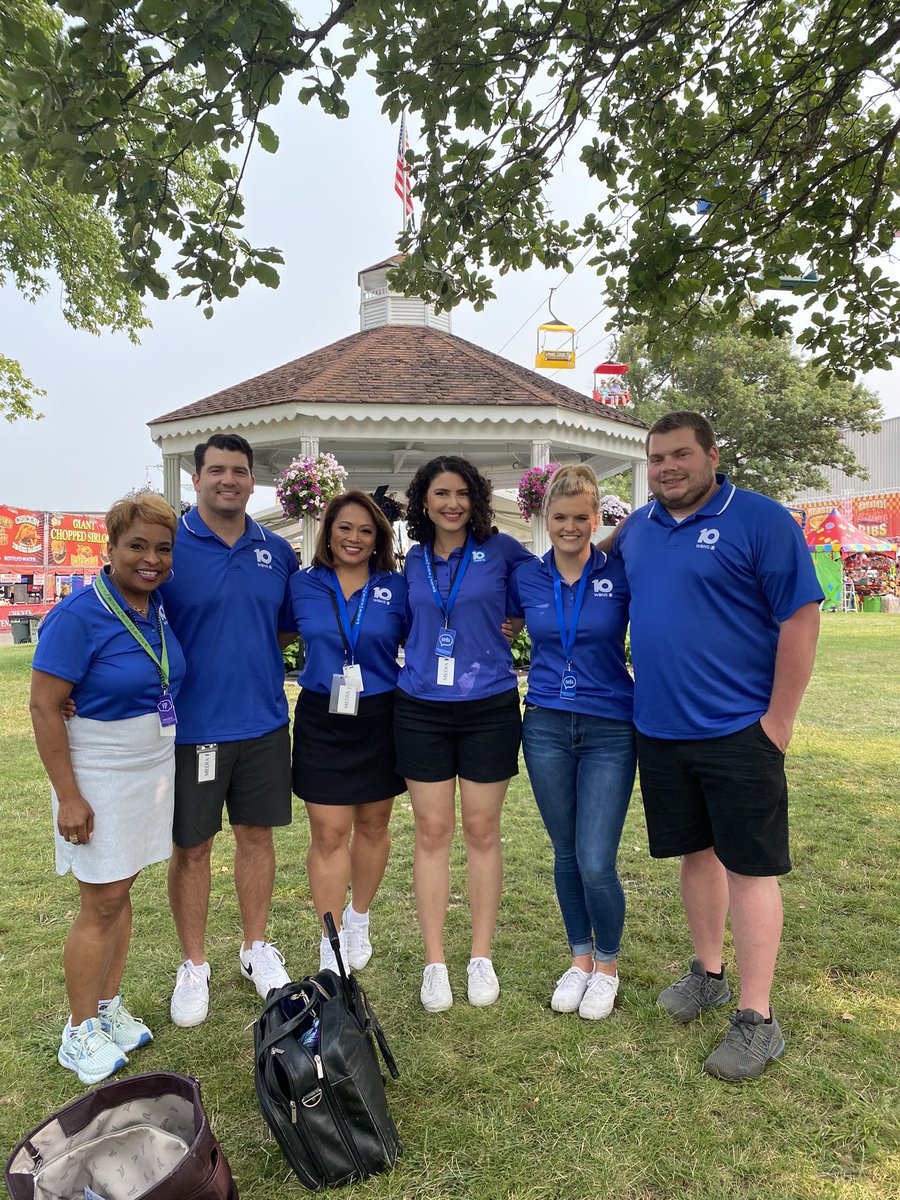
508, 547, 633, 721
398, 532, 534, 701
291, 567, 408, 695
615, 474, 824, 739
159, 508, 298, 743
33, 574, 186, 720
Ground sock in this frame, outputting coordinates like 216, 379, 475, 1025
98, 997, 115, 1012
706, 967, 725, 980
345, 904, 369, 927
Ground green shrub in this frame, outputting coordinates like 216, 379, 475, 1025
510, 628, 531, 667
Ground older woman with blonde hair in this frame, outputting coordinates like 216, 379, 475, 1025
30, 493, 185, 1084
508, 465, 635, 1019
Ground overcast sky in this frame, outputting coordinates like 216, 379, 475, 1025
2, 70, 898, 515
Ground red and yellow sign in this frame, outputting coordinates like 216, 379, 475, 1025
0, 505, 44, 567
0, 505, 108, 572
47, 512, 108, 571
798, 493, 900, 541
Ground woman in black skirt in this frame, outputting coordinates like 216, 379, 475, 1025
290, 491, 407, 974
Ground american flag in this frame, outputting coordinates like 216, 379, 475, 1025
394, 115, 413, 223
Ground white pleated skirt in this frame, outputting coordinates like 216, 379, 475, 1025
52, 713, 175, 884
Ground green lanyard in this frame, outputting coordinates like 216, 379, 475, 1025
94, 571, 169, 692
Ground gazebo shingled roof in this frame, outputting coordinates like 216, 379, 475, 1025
148, 253, 650, 555
148, 325, 647, 429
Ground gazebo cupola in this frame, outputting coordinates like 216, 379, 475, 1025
358, 255, 451, 333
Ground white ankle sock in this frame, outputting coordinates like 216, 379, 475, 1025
345, 904, 369, 927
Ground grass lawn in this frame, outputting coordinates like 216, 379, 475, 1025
0, 614, 897, 1199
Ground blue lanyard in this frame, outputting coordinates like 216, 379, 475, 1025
550, 558, 591, 670
423, 535, 475, 628
328, 571, 372, 664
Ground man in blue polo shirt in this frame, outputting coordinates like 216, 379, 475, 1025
160, 433, 299, 1027
616, 411, 822, 1080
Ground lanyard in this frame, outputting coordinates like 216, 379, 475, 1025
423, 535, 474, 628
550, 557, 591, 670
327, 571, 372, 664
94, 571, 169, 691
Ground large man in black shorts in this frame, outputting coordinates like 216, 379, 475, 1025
159, 434, 299, 1027
616, 412, 822, 1079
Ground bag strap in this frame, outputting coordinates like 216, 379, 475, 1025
255, 984, 327, 1058
361, 993, 400, 1079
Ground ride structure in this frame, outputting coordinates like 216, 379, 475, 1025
535, 290, 577, 370
592, 361, 630, 407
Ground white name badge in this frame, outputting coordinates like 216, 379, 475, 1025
329, 673, 360, 715
196, 744, 217, 783
436, 656, 455, 686
343, 663, 364, 692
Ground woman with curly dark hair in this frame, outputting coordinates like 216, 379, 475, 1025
396, 455, 532, 1013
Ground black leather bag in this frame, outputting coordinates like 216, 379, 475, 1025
254, 913, 401, 1191
5, 1072, 237, 1200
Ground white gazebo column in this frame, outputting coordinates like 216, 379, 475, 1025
631, 459, 648, 511
299, 435, 319, 567
162, 453, 183, 510
530, 440, 551, 557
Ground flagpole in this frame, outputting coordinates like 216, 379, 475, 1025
395, 113, 412, 234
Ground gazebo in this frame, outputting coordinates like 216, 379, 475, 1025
148, 256, 649, 555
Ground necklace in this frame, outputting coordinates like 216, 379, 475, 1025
125, 598, 149, 618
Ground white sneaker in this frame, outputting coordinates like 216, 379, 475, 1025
170, 960, 211, 1028
319, 931, 349, 975
578, 971, 619, 1020
59, 1018, 128, 1085
99, 995, 153, 1052
551, 966, 592, 1013
421, 963, 453, 1012
342, 905, 372, 970
467, 957, 500, 1007
240, 942, 290, 999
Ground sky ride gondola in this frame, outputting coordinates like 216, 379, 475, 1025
535, 289, 576, 369
592, 361, 630, 407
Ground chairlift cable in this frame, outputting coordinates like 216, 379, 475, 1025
496, 246, 594, 354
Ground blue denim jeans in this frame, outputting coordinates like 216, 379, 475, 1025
522, 706, 636, 961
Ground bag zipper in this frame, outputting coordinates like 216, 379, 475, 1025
311, 1052, 368, 1177
266, 1046, 328, 1187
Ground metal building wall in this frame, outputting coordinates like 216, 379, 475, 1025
791, 416, 900, 501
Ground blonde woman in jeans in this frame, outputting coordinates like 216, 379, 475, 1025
508, 465, 635, 1018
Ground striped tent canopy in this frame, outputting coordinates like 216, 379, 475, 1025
806, 507, 896, 556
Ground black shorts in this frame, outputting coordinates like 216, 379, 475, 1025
173, 725, 293, 849
636, 720, 790, 876
291, 688, 406, 806
394, 688, 521, 784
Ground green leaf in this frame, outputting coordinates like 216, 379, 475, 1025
256, 122, 279, 153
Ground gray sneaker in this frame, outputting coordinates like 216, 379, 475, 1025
658, 958, 731, 1022
703, 1008, 784, 1080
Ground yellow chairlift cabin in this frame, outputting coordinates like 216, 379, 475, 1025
535, 291, 577, 369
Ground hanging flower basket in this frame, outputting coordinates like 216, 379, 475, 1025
517, 463, 562, 520
275, 452, 347, 520
600, 494, 631, 526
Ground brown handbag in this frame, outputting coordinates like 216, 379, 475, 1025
5, 1072, 238, 1200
